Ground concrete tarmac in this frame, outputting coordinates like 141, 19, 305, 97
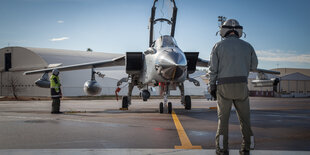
0, 97, 309, 154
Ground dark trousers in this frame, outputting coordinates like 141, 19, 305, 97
52, 98, 60, 113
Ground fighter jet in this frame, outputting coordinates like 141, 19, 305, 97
24, 0, 279, 114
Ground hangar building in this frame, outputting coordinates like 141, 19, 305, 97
0, 46, 207, 98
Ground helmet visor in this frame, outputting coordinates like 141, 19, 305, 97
221, 25, 243, 29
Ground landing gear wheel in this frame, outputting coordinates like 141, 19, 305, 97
185, 95, 191, 110
168, 102, 172, 114
122, 96, 129, 109
159, 102, 164, 113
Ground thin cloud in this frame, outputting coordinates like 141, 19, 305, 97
50, 37, 69, 42
256, 50, 310, 64
57, 20, 64, 24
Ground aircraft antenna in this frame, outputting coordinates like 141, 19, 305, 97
218, 16, 226, 27
217, 16, 226, 40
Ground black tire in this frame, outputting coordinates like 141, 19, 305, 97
159, 102, 164, 113
185, 95, 191, 110
168, 102, 172, 114
143, 98, 147, 101
122, 96, 129, 108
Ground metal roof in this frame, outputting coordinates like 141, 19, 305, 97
280, 72, 310, 81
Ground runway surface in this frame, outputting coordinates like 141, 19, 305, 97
0, 97, 309, 154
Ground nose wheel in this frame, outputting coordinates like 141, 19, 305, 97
159, 91, 172, 114
159, 102, 172, 114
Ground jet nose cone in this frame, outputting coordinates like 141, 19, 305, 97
159, 51, 187, 67
157, 51, 187, 80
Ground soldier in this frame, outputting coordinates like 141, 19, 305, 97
50, 69, 62, 114
209, 19, 258, 155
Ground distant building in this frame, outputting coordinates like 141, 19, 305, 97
278, 72, 310, 97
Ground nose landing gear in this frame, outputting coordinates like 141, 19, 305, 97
159, 84, 172, 114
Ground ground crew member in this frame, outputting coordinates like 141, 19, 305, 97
50, 69, 62, 114
209, 19, 258, 155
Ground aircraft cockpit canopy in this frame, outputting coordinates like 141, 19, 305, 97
154, 35, 178, 49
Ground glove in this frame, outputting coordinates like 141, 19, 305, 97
210, 84, 217, 100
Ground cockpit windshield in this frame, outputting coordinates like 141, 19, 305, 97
154, 35, 178, 49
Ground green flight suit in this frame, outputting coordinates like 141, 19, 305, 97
216, 83, 254, 151
209, 34, 257, 152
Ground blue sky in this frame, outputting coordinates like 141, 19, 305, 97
0, 0, 310, 69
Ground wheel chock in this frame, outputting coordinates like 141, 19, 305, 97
209, 107, 217, 110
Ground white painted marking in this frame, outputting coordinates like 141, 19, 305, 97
219, 135, 224, 149
251, 136, 255, 149
0, 149, 309, 155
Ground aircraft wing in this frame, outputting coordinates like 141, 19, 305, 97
195, 57, 279, 75
196, 58, 210, 67
252, 68, 280, 75
24, 55, 125, 75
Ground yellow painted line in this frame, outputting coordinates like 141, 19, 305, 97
172, 110, 202, 149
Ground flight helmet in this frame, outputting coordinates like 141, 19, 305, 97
220, 19, 243, 38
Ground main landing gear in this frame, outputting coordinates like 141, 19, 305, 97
184, 95, 191, 110
122, 96, 129, 109
121, 82, 134, 109
122, 81, 191, 113
179, 83, 191, 110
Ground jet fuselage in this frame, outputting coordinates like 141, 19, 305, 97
140, 35, 187, 84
